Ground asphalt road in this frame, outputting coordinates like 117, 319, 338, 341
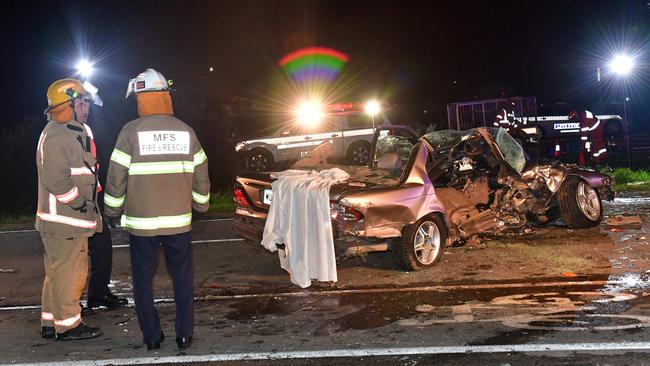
0, 194, 649, 365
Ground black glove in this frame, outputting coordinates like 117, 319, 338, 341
106, 216, 120, 229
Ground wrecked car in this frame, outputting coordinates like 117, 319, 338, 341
233, 126, 614, 271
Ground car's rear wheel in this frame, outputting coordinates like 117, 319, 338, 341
391, 213, 447, 271
557, 176, 602, 228
246, 148, 274, 172
346, 141, 371, 165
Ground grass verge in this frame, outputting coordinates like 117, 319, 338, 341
209, 191, 235, 212
603, 168, 650, 192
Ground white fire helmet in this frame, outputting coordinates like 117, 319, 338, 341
125, 68, 172, 98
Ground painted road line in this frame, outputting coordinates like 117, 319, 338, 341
197, 218, 234, 222
0, 279, 638, 312
0, 218, 234, 235
111, 238, 245, 248
0, 229, 36, 234
9, 342, 650, 365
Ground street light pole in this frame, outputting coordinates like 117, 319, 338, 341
624, 97, 631, 168
608, 53, 635, 169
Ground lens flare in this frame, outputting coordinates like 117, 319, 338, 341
279, 47, 349, 83
295, 100, 323, 127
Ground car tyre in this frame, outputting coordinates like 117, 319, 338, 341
246, 148, 274, 172
346, 141, 371, 165
557, 176, 602, 228
390, 213, 447, 271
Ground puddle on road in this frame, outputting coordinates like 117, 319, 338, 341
221, 280, 650, 336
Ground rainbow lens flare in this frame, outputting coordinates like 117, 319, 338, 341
279, 47, 348, 83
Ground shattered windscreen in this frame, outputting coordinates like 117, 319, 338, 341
423, 129, 472, 150
424, 128, 526, 173
491, 128, 526, 173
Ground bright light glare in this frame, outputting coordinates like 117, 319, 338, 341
365, 100, 381, 116
609, 54, 634, 76
295, 101, 323, 127
76, 59, 94, 78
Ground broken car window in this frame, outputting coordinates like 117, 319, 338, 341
492, 128, 526, 173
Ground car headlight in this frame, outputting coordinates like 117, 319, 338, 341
235, 142, 246, 152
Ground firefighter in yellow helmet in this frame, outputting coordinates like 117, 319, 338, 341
36, 79, 103, 340
105, 69, 210, 350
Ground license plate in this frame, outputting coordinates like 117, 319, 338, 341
263, 189, 273, 204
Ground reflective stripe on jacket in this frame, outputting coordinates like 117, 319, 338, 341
35, 120, 102, 237
104, 114, 210, 237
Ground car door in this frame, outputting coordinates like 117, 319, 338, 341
370, 126, 419, 168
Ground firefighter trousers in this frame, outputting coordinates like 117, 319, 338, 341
87, 219, 113, 301
129, 232, 193, 344
40, 234, 88, 333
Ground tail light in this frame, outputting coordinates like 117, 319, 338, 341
233, 187, 250, 206
330, 202, 363, 221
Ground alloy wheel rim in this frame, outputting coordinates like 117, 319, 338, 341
576, 181, 601, 221
413, 221, 441, 265
352, 147, 369, 164
250, 154, 268, 171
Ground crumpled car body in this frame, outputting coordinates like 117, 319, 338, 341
233, 126, 614, 271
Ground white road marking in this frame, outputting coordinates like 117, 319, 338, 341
0, 218, 234, 235
197, 218, 234, 222
0, 279, 636, 312
0, 229, 36, 234
111, 238, 245, 248
10, 342, 650, 365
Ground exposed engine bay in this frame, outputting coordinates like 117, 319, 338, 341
426, 128, 613, 243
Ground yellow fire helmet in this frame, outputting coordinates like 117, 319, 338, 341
44, 78, 103, 114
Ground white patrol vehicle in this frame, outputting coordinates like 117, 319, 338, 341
235, 102, 392, 171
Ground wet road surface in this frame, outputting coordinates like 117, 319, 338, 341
0, 193, 649, 365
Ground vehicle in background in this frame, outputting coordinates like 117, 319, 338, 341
446, 97, 625, 163
233, 126, 614, 272
235, 101, 392, 172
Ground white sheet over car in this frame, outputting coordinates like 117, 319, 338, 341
261, 168, 350, 288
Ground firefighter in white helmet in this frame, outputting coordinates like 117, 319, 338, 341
493, 99, 518, 130
36, 79, 104, 340
104, 68, 210, 350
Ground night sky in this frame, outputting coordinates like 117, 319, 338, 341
4, 0, 650, 126
1, 0, 649, 212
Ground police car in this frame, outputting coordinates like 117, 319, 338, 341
235, 102, 392, 171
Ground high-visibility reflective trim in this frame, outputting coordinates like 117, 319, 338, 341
104, 193, 125, 208
37, 212, 97, 229
121, 213, 192, 230
54, 313, 81, 327
110, 149, 132, 168
83, 123, 94, 139
194, 149, 207, 166
70, 167, 93, 175
37, 132, 47, 165
55, 186, 79, 204
49, 194, 58, 215
128, 161, 194, 175
41, 312, 54, 321
192, 191, 210, 204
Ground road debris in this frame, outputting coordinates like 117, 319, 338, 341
415, 304, 435, 312
605, 215, 643, 227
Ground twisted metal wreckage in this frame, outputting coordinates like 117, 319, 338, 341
234, 127, 614, 271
